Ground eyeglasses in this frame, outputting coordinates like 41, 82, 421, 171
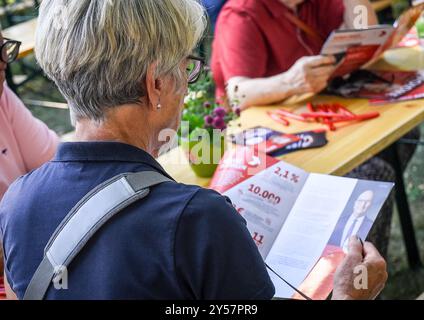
186, 55, 205, 84
0, 38, 21, 64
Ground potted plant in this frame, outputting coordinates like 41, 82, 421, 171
180, 72, 240, 178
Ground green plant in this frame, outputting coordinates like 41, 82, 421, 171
180, 72, 239, 140
392, 0, 411, 18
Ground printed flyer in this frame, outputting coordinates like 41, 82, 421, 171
210, 147, 394, 299
321, 3, 424, 78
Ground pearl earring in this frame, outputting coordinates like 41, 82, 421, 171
157, 103, 162, 110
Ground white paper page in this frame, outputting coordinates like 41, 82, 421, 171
265, 174, 358, 298
321, 26, 393, 55
223, 161, 309, 258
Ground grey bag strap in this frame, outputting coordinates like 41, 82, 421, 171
23, 171, 172, 300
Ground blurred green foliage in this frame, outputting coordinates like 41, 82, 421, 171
392, 0, 412, 17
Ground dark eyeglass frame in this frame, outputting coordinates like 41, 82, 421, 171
187, 55, 206, 84
0, 38, 22, 64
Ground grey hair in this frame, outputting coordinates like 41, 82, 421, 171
35, 0, 207, 122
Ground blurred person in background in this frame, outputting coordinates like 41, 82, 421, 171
0, 32, 59, 298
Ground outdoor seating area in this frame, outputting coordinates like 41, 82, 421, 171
0, 0, 423, 303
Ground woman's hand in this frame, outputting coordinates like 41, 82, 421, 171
332, 236, 388, 300
285, 55, 336, 95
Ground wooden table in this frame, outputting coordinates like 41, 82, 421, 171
159, 46, 424, 268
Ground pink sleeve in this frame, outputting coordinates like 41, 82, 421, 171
2, 85, 59, 171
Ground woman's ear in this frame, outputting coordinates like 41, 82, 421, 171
145, 62, 163, 110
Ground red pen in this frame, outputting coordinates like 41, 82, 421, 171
301, 111, 380, 121
301, 112, 342, 118
323, 119, 337, 131
335, 104, 355, 116
329, 112, 381, 123
275, 109, 307, 122
267, 111, 290, 126
319, 104, 329, 113
327, 104, 338, 113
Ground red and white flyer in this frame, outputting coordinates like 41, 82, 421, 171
321, 3, 424, 78
322, 26, 393, 78
210, 146, 393, 299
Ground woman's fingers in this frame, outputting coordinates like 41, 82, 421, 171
309, 65, 336, 77
302, 55, 336, 68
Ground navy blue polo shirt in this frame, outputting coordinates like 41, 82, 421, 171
0, 142, 274, 300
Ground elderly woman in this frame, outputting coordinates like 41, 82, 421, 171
0, 0, 387, 300
0, 33, 58, 298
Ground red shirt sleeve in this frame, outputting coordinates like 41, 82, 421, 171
215, 10, 268, 81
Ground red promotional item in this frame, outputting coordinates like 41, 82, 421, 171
209, 146, 279, 194
268, 103, 380, 131
331, 45, 381, 79
321, 3, 424, 78
230, 126, 300, 155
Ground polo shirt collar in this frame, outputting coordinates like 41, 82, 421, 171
53, 142, 173, 179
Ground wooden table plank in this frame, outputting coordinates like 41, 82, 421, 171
3, 18, 37, 59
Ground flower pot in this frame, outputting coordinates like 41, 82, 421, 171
182, 134, 226, 178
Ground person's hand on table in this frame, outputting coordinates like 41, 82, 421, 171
285, 55, 336, 95
332, 236, 388, 300
225, 55, 336, 111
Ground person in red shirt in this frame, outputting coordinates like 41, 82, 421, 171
211, 0, 378, 109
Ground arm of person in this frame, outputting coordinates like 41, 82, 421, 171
3, 84, 59, 171
214, 12, 331, 110
227, 55, 336, 110
226, 74, 297, 110
343, 0, 379, 28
